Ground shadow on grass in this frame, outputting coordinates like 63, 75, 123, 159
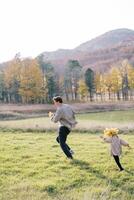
42, 158, 134, 198
42, 185, 57, 195
70, 159, 134, 195
71, 159, 107, 179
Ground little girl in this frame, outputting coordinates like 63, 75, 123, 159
100, 128, 130, 171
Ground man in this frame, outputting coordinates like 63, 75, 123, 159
49, 96, 77, 159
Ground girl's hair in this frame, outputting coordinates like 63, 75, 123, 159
53, 96, 63, 103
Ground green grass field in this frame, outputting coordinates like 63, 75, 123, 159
78, 110, 134, 122
0, 110, 134, 199
0, 131, 134, 200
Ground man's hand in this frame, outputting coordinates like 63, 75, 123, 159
48, 111, 54, 118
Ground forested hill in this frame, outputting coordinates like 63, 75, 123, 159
1, 28, 134, 74
40, 28, 134, 73
0, 28, 134, 104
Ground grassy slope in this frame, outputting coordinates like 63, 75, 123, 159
0, 132, 134, 200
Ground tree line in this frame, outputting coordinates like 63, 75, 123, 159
0, 54, 134, 103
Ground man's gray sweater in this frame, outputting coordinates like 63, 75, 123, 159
51, 104, 77, 130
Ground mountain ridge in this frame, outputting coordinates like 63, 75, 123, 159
1, 28, 134, 74
75, 28, 134, 52
40, 28, 134, 73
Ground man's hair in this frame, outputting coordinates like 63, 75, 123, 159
53, 96, 63, 103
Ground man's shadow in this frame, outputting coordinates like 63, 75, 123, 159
71, 159, 108, 180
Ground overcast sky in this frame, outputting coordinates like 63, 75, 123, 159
0, 0, 134, 62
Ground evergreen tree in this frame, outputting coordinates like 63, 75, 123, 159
85, 68, 95, 101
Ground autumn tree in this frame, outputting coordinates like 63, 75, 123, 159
0, 71, 6, 102
37, 55, 56, 102
65, 60, 82, 101
78, 79, 89, 101
19, 58, 44, 103
109, 67, 122, 100
94, 72, 106, 101
103, 72, 114, 100
117, 60, 130, 100
127, 64, 134, 99
4, 54, 22, 103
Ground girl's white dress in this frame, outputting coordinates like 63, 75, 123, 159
103, 135, 128, 156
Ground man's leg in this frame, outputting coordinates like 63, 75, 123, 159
56, 136, 71, 151
113, 155, 124, 171
56, 136, 60, 143
58, 126, 73, 159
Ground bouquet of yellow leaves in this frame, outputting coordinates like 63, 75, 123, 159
48, 111, 53, 118
104, 128, 119, 137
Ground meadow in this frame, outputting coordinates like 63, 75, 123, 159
0, 132, 134, 200
0, 109, 134, 200
0, 110, 134, 132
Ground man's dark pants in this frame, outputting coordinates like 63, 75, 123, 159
56, 126, 73, 159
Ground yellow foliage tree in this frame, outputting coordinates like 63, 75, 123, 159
19, 59, 44, 103
114, 59, 131, 100
94, 72, 106, 101
106, 67, 122, 100
4, 56, 22, 102
127, 65, 134, 89
127, 64, 134, 99
78, 79, 89, 100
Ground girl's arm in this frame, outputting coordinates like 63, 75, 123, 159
100, 136, 112, 143
120, 139, 129, 147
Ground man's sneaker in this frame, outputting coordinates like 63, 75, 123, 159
70, 149, 74, 155
68, 156, 73, 160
